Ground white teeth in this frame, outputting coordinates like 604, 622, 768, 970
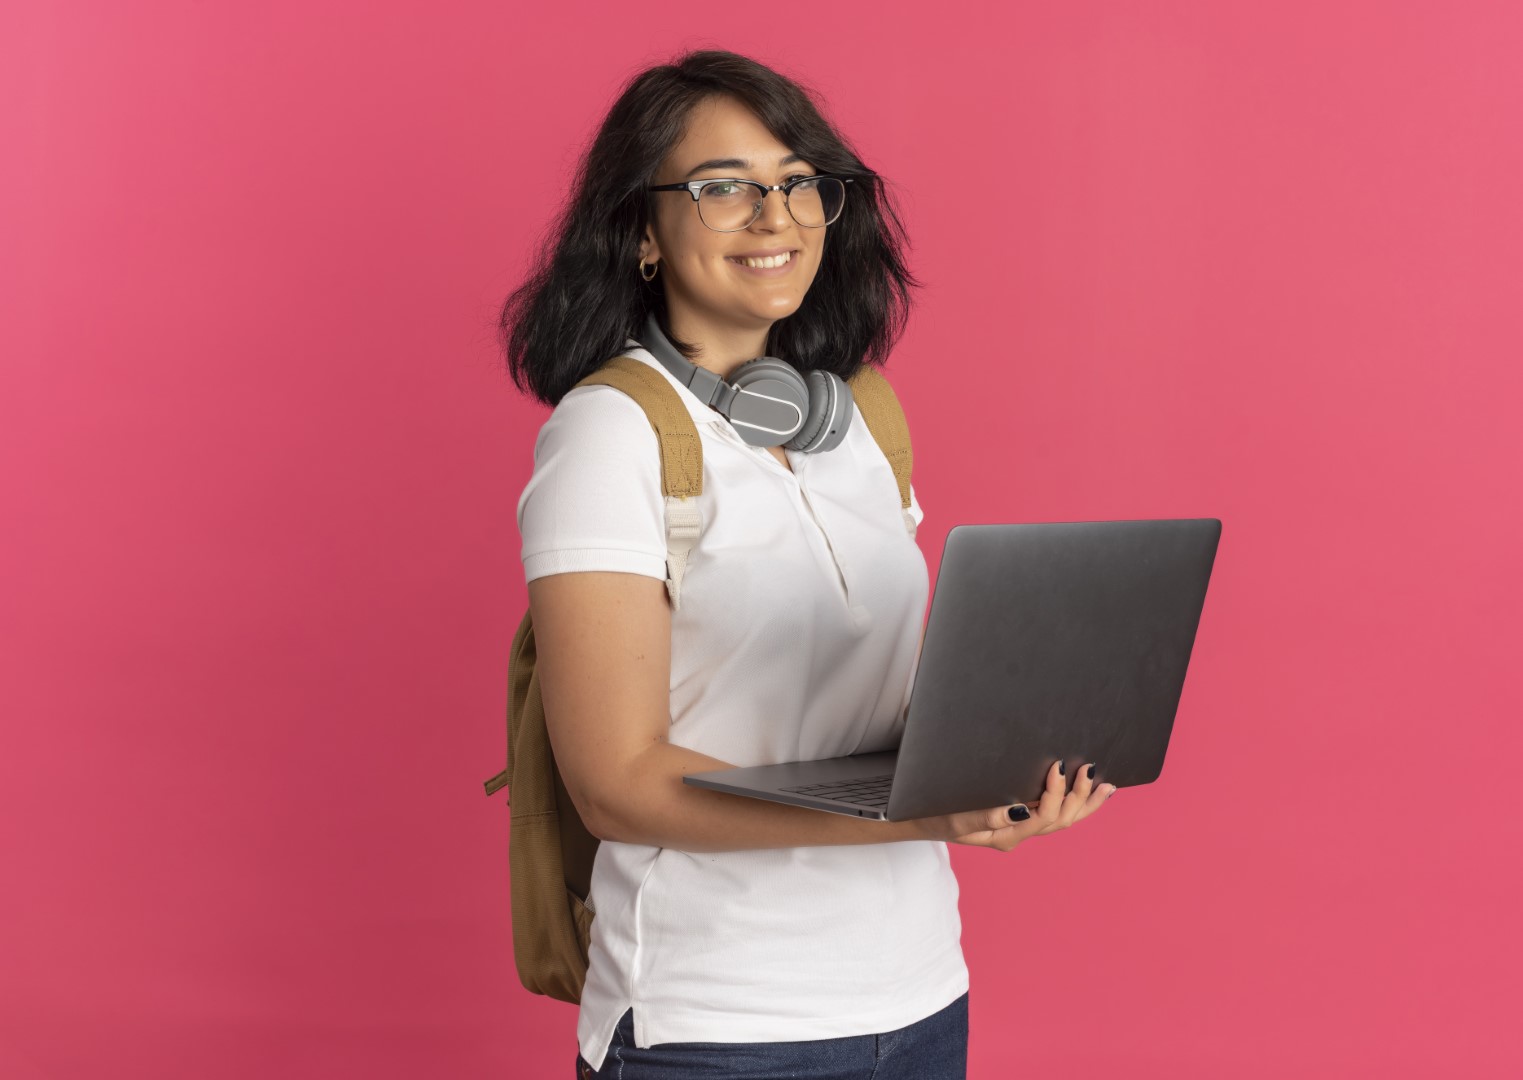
731, 251, 792, 269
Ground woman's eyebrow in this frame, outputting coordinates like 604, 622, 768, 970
683, 153, 809, 179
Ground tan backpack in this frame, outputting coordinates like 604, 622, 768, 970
483, 353, 918, 1005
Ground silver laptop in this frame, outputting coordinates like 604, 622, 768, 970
683, 519, 1222, 820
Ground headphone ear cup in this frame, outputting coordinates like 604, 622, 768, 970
787, 369, 854, 453
727, 357, 811, 447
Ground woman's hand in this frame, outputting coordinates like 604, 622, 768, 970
906, 760, 1117, 851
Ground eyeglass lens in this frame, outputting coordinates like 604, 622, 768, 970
697, 178, 846, 232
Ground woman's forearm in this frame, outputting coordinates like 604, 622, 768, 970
590, 740, 926, 852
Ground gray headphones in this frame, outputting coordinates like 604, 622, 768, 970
638, 311, 854, 453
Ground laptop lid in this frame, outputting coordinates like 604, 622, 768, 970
884, 518, 1221, 820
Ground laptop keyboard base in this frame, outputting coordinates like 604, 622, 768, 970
779, 774, 894, 809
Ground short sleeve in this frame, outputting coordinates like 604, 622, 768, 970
516, 384, 669, 584
908, 481, 924, 528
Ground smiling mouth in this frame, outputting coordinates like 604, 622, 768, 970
726, 250, 796, 269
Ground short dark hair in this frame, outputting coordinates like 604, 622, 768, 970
499, 49, 922, 407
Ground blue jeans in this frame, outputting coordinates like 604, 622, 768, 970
574, 991, 969, 1079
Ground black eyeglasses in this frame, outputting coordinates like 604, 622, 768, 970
646, 175, 852, 233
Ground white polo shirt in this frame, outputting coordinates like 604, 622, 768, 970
516, 339, 968, 1073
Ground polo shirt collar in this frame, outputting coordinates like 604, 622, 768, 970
619, 338, 725, 425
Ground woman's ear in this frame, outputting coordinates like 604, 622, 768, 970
641, 223, 661, 265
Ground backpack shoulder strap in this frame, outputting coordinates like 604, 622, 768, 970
570, 356, 704, 609
846, 363, 917, 538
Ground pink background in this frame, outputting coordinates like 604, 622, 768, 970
4, 2, 1520, 1077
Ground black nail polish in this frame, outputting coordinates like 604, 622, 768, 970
1008, 805, 1030, 822
1086, 764, 1095, 780
1058, 759, 1065, 776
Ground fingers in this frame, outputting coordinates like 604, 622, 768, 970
1055, 760, 1095, 827
1076, 762, 1118, 820
974, 809, 1036, 853
965, 805, 1023, 845
978, 760, 1068, 840
1027, 758, 1068, 830
1056, 760, 1118, 828
1088, 769, 1119, 814
951, 800, 1040, 852
960, 759, 1120, 850
1033, 759, 1118, 832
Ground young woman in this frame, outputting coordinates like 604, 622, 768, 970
501, 49, 1116, 1080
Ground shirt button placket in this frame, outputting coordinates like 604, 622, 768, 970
797, 481, 853, 604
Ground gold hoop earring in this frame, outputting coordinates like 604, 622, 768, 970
639, 258, 659, 282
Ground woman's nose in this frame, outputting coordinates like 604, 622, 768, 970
753, 187, 794, 231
